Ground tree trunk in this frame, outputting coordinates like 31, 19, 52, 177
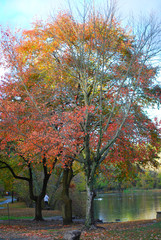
85, 181, 96, 228
61, 193, 72, 225
61, 167, 73, 225
28, 156, 53, 221
11, 191, 14, 203
34, 197, 44, 221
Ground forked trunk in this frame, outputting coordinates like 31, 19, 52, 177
28, 156, 53, 221
85, 182, 96, 228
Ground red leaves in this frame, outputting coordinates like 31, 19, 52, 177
1, 11, 161, 177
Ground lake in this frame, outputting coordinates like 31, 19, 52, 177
94, 190, 161, 222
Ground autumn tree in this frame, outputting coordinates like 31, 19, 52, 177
41, 4, 161, 228
1, 1, 161, 228
0, 154, 15, 197
100, 109, 161, 190
0, 72, 78, 221
0, 46, 59, 220
0, 19, 85, 223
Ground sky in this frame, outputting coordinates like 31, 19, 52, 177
0, 0, 160, 119
0, 0, 161, 29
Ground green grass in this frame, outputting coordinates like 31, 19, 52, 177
0, 216, 33, 220
8, 202, 27, 208
123, 188, 161, 193
0, 201, 27, 208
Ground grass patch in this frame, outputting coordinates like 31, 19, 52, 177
123, 188, 161, 194
0, 201, 27, 209
0, 216, 33, 220
0, 205, 62, 220
8, 202, 27, 208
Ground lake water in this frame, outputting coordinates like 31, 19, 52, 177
94, 191, 161, 222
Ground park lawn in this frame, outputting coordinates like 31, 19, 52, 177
0, 218, 161, 239
2, 201, 27, 208
1, 202, 161, 239
0, 207, 62, 219
0, 201, 62, 220
0, 201, 27, 208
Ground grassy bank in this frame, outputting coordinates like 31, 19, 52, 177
123, 188, 161, 193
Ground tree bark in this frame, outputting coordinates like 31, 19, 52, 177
34, 196, 43, 221
27, 156, 53, 221
61, 167, 73, 225
11, 191, 14, 203
85, 181, 96, 228
61, 194, 72, 225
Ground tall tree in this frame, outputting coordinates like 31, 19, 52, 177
100, 109, 161, 190
1, 1, 161, 228
42, 5, 161, 228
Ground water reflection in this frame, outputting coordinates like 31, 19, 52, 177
94, 191, 161, 222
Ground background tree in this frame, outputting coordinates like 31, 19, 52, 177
0, 151, 57, 220
0, 23, 83, 222
0, 30, 61, 220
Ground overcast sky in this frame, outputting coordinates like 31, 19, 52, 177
0, 0, 161, 29
0, 0, 160, 119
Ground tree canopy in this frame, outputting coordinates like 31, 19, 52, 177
0, 2, 161, 227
